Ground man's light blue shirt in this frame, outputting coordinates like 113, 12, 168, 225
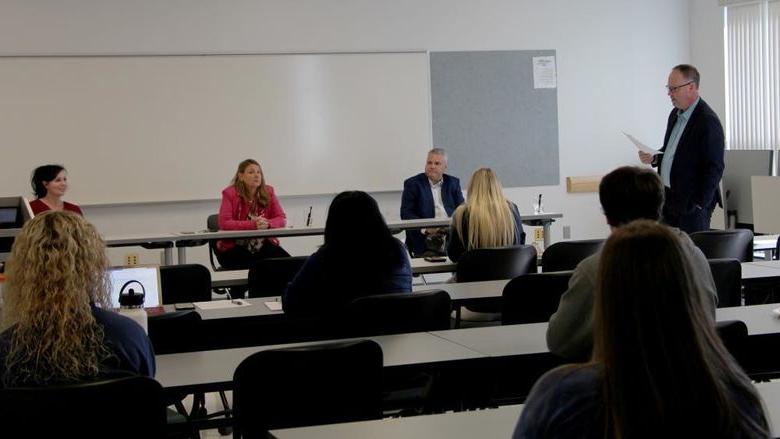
660, 97, 700, 187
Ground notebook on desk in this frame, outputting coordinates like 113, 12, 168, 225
107, 265, 162, 309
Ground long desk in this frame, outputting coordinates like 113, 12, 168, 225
270, 404, 523, 439
172, 213, 562, 263
156, 331, 485, 393
211, 257, 457, 289
273, 381, 780, 438
155, 302, 780, 394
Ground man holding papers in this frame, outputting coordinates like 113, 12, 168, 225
638, 64, 724, 233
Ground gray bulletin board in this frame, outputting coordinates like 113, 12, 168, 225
430, 50, 559, 188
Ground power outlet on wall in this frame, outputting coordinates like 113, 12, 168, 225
563, 225, 571, 240
125, 253, 139, 266
533, 228, 544, 242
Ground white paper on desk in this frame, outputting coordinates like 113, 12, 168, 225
532, 56, 557, 89
264, 301, 283, 311
622, 131, 662, 155
194, 299, 250, 310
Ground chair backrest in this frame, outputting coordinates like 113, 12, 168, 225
232, 339, 383, 436
541, 239, 604, 272
708, 258, 742, 308
690, 229, 754, 262
716, 320, 748, 367
160, 263, 212, 304
206, 214, 222, 271
147, 310, 203, 354
247, 256, 309, 298
0, 375, 166, 437
456, 245, 538, 283
501, 271, 574, 325
343, 290, 452, 336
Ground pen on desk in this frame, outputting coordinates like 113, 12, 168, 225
306, 206, 312, 227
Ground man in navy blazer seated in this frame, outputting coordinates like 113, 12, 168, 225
639, 64, 724, 233
401, 148, 465, 257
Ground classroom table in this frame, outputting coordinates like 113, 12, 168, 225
172, 213, 562, 263
155, 331, 486, 393
270, 404, 524, 439
210, 257, 457, 289
271, 380, 780, 438
755, 234, 779, 260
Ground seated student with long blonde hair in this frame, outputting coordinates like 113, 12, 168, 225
0, 211, 155, 387
513, 220, 769, 438
447, 167, 524, 262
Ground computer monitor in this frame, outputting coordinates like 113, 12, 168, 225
723, 150, 774, 226
0, 196, 34, 261
107, 265, 163, 309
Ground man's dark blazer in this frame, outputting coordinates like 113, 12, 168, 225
655, 98, 724, 216
400, 173, 464, 256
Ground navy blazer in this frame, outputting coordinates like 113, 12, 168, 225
400, 173, 464, 256
655, 98, 724, 216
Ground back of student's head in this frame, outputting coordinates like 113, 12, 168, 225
599, 166, 664, 227
2, 211, 112, 386
594, 220, 768, 438
455, 168, 515, 249
324, 191, 396, 257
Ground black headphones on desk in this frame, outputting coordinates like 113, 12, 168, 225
118, 280, 146, 307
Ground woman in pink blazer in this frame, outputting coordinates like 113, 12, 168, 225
216, 159, 289, 269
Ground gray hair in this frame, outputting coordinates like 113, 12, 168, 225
673, 64, 700, 87
428, 148, 448, 161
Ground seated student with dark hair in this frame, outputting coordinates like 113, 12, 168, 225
29, 164, 83, 216
283, 191, 412, 315
0, 212, 154, 387
546, 166, 717, 360
514, 221, 769, 438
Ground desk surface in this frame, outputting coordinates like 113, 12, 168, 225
273, 380, 780, 438
155, 331, 485, 391
270, 404, 523, 439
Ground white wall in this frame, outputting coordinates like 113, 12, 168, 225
0, 0, 695, 267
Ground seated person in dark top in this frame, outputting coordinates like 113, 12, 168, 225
546, 166, 717, 360
29, 164, 83, 216
447, 167, 524, 262
514, 221, 769, 439
283, 191, 412, 315
0, 212, 155, 387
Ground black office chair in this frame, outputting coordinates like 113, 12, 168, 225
708, 258, 742, 308
690, 229, 754, 262
0, 375, 166, 438
343, 290, 451, 336
232, 340, 383, 437
247, 256, 309, 298
501, 270, 574, 325
206, 214, 224, 272
160, 264, 212, 305
541, 239, 603, 272
455, 245, 538, 320
716, 320, 748, 369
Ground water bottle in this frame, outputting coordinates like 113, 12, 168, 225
118, 281, 148, 334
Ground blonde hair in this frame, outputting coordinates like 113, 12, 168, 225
231, 159, 270, 208
2, 211, 112, 386
452, 168, 515, 250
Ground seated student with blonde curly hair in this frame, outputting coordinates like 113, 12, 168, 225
0, 211, 154, 387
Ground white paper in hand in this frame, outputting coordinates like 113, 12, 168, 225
622, 131, 662, 155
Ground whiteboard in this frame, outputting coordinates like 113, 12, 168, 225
0, 52, 431, 204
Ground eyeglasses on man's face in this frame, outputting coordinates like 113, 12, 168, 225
665, 81, 693, 93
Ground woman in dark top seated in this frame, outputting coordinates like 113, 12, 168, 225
0, 211, 155, 387
513, 220, 769, 438
283, 191, 412, 315
447, 167, 524, 262
29, 164, 83, 216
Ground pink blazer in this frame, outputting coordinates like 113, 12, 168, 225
216, 185, 286, 252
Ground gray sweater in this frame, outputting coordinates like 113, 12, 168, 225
545, 229, 718, 360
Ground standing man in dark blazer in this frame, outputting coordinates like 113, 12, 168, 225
639, 64, 725, 233
401, 148, 465, 257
